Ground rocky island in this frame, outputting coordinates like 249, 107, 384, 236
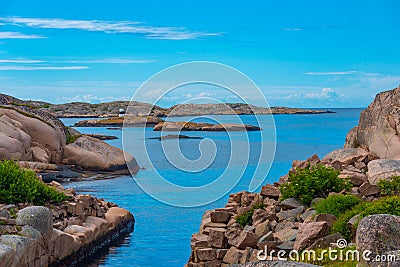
35, 101, 333, 118
153, 121, 261, 132
186, 87, 400, 267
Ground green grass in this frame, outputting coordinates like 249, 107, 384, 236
67, 134, 82, 144
65, 126, 82, 144
296, 246, 358, 267
10, 102, 37, 109
40, 104, 51, 108
378, 176, 400, 196
280, 164, 352, 204
236, 202, 264, 227
314, 194, 361, 217
0, 160, 69, 205
331, 196, 400, 241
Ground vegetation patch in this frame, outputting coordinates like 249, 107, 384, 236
280, 164, 352, 204
297, 246, 358, 267
314, 194, 361, 217
378, 176, 400, 196
332, 196, 400, 241
236, 202, 264, 227
0, 160, 68, 205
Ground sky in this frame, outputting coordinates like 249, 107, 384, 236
0, 0, 399, 108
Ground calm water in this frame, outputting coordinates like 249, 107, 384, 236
62, 108, 362, 267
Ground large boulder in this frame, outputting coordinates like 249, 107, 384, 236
16, 206, 53, 240
322, 148, 369, 164
0, 107, 65, 163
293, 222, 330, 251
345, 86, 400, 160
356, 214, 400, 266
367, 159, 400, 185
63, 135, 139, 173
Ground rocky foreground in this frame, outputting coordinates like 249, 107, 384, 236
186, 86, 400, 267
0, 182, 134, 266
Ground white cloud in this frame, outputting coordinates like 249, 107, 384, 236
283, 27, 303, 31
61, 58, 156, 64
269, 88, 348, 107
0, 31, 46, 39
0, 17, 221, 40
0, 65, 89, 70
57, 94, 130, 103
0, 59, 44, 63
303, 71, 359, 75
0, 58, 155, 64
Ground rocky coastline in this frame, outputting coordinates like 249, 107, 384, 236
0, 94, 137, 266
186, 86, 400, 267
0, 182, 134, 267
0, 94, 139, 181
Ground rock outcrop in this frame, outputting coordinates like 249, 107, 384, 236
0, 183, 134, 267
0, 94, 139, 178
0, 107, 66, 164
153, 121, 261, 132
63, 135, 139, 173
74, 116, 163, 127
367, 159, 400, 185
345, 86, 400, 160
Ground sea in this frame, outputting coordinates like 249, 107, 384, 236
61, 108, 362, 267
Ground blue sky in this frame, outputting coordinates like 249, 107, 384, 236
0, 0, 399, 107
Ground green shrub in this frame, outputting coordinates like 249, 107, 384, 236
378, 176, 400, 196
360, 196, 400, 217
0, 160, 68, 205
280, 164, 352, 204
65, 127, 82, 144
236, 202, 264, 227
314, 194, 361, 217
331, 203, 366, 241
332, 196, 400, 241
41, 104, 51, 108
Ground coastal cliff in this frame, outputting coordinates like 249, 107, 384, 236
345, 86, 400, 160
186, 87, 400, 267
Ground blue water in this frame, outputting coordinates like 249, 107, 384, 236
61, 108, 362, 267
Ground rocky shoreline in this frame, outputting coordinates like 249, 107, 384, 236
0, 94, 138, 266
186, 86, 400, 267
0, 182, 134, 267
